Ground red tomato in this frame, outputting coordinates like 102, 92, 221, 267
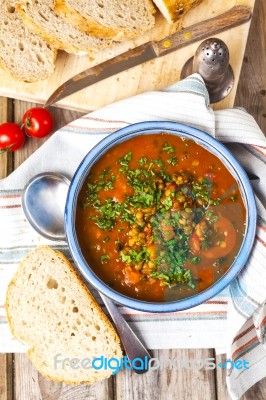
202, 217, 237, 259
123, 267, 141, 286
189, 231, 201, 254
22, 107, 54, 138
189, 217, 237, 259
0, 123, 25, 152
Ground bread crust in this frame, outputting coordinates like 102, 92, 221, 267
54, 0, 155, 41
5, 245, 123, 384
153, 0, 204, 22
17, 3, 80, 54
17, 2, 112, 55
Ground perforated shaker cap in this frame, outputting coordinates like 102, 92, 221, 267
193, 38, 230, 81
180, 37, 234, 104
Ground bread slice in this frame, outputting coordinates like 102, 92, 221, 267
5, 246, 122, 384
54, 0, 156, 41
17, 0, 114, 55
0, 1, 57, 82
153, 0, 204, 23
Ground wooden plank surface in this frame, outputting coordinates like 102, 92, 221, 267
0, 355, 13, 400
115, 349, 216, 400
14, 354, 113, 400
234, 0, 266, 134
0, 97, 12, 180
0, 0, 265, 398
12, 101, 85, 166
0, 0, 255, 112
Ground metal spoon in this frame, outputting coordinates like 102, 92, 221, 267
22, 172, 151, 373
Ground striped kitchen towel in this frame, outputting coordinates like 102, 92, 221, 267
0, 74, 265, 399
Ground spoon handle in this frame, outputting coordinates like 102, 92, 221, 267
99, 293, 151, 374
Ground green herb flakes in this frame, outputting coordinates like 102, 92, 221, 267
163, 142, 175, 154
167, 156, 178, 166
100, 254, 110, 264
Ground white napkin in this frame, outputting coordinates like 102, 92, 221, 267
0, 74, 265, 400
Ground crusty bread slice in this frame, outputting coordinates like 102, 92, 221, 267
54, 0, 156, 41
5, 246, 122, 384
17, 0, 114, 54
153, 0, 204, 23
0, 1, 57, 82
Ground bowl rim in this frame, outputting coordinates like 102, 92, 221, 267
65, 121, 257, 313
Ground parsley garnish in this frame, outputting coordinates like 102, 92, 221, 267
138, 157, 148, 166
117, 152, 132, 172
121, 248, 150, 265
190, 256, 201, 264
117, 152, 132, 165
100, 254, 110, 263
163, 142, 175, 154
99, 168, 112, 179
167, 156, 178, 166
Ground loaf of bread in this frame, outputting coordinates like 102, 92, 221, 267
54, 0, 156, 41
0, 0, 57, 82
17, 0, 114, 54
5, 246, 122, 384
153, 0, 204, 23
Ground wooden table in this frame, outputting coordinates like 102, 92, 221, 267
0, 0, 265, 398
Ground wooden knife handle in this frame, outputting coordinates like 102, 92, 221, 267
154, 5, 252, 57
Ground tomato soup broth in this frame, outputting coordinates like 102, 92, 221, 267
76, 133, 246, 302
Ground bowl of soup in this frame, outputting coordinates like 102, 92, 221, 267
65, 121, 257, 312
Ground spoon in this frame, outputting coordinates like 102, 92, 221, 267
22, 172, 151, 373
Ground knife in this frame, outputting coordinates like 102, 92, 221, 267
45, 5, 251, 107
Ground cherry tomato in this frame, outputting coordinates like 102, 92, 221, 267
0, 123, 25, 152
22, 107, 54, 138
202, 217, 236, 259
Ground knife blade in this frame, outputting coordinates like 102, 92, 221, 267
45, 5, 251, 107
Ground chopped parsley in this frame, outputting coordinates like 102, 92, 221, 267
117, 151, 132, 172
163, 142, 175, 154
100, 254, 110, 264
167, 156, 178, 166
138, 157, 148, 166
121, 248, 150, 264
190, 256, 201, 264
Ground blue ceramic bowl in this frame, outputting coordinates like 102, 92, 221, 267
65, 122, 257, 313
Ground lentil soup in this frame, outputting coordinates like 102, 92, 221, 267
76, 133, 246, 302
